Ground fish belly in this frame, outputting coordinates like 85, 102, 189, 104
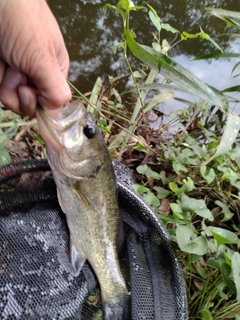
55, 176, 129, 319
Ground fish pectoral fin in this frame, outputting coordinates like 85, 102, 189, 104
70, 184, 93, 209
71, 243, 86, 277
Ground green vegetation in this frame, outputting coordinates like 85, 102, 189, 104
1, 1, 240, 319
103, 2, 240, 319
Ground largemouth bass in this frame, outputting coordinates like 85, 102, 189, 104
36, 100, 128, 319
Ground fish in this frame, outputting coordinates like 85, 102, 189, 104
36, 100, 129, 319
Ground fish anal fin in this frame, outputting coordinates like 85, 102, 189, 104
71, 243, 86, 277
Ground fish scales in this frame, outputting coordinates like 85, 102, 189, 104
36, 100, 128, 319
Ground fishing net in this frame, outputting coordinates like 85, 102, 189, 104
0, 159, 188, 320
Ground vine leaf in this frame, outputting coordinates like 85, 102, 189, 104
232, 252, 240, 302
176, 225, 208, 255
204, 111, 240, 164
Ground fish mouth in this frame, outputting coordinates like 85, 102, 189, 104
36, 102, 84, 147
36, 103, 101, 179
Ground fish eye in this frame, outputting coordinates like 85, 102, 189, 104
83, 124, 96, 139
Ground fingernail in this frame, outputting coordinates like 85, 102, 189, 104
4, 68, 22, 89
19, 90, 30, 108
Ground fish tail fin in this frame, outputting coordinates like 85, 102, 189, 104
100, 279, 129, 320
103, 295, 130, 320
70, 243, 86, 276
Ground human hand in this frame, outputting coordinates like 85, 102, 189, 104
0, 0, 72, 118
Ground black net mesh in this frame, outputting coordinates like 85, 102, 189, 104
0, 159, 188, 320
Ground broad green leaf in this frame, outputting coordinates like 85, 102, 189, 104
143, 191, 160, 208
170, 203, 184, 219
161, 23, 179, 33
232, 252, 240, 302
216, 282, 229, 300
204, 111, 240, 164
207, 226, 239, 246
150, 171, 161, 180
132, 70, 145, 78
180, 194, 214, 221
0, 147, 11, 167
126, 29, 227, 109
132, 184, 149, 194
98, 119, 111, 134
148, 10, 161, 32
208, 141, 218, 151
136, 164, 149, 175
169, 182, 193, 198
104, 4, 125, 17
196, 265, 207, 279
176, 225, 208, 255
92, 310, 103, 320
0, 128, 8, 145
201, 309, 212, 320
207, 257, 220, 269
116, 0, 145, 13
152, 42, 161, 52
159, 214, 184, 225
153, 186, 170, 199
146, 3, 161, 31
169, 182, 180, 194
117, 0, 132, 10
215, 200, 234, 222
216, 165, 237, 180
36, 134, 44, 145
229, 179, 240, 189
172, 161, 188, 174
161, 39, 171, 54
144, 92, 174, 113
182, 177, 196, 193
0, 129, 11, 167
134, 142, 147, 153
207, 238, 218, 254
200, 165, 216, 184
189, 144, 208, 157
177, 148, 199, 165
136, 164, 161, 179
159, 171, 173, 185
111, 42, 124, 54
220, 262, 236, 294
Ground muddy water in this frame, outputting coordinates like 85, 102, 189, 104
48, 0, 240, 111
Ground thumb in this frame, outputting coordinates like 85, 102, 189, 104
34, 60, 72, 117
19, 70, 72, 119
